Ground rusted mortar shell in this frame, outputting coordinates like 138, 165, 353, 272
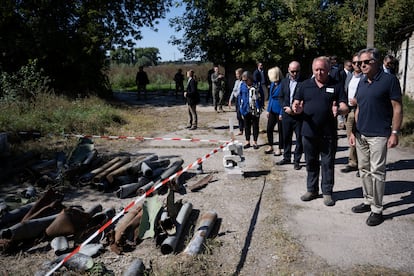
90, 157, 122, 176
122, 258, 145, 276
183, 211, 217, 255
1, 214, 58, 241
160, 202, 193, 255
106, 161, 134, 183
93, 157, 130, 183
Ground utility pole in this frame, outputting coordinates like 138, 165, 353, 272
367, 0, 375, 48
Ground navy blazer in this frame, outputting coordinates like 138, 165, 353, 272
279, 74, 305, 110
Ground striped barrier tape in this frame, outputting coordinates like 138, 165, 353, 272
45, 140, 230, 275
66, 134, 228, 144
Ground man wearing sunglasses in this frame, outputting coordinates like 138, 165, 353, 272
341, 53, 363, 175
349, 48, 403, 226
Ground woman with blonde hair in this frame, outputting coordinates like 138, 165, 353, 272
265, 66, 284, 155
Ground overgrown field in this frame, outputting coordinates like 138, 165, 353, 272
108, 62, 214, 91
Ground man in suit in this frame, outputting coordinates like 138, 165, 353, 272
253, 62, 270, 101
276, 61, 305, 170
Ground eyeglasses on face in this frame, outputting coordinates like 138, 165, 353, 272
352, 61, 359, 65
356, 59, 375, 66
290, 70, 299, 73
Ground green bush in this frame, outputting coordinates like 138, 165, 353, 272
0, 59, 52, 102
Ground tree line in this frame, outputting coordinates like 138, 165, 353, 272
1, 0, 413, 99
170, 0, 414, 76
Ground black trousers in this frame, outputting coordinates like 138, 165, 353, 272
302, 135, 337, 195
244, 113, 260, 142
266, 111, 283, 149
281, 114, 303, 163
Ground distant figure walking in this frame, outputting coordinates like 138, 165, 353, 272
136, 66, 149, 99
184, 70, 200, 130
174, 68, 185, 98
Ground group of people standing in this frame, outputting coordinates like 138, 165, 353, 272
227, 48, 403, 227
138, 48, 403, 227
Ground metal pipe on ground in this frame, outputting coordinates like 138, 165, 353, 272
116, 182, 142, 199
122, 258, 145, 276
141, 159, 171, 178
183, 211, 217, 255
136, 181, 155, 196
160, 202, 193, 255
0, 202, 35, 228
126, 154, 158, 176
1, 214, 58, 241
160, 158, 184, 180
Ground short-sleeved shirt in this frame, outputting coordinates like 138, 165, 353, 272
355, 70, 402, 137
294, 76, 346, 138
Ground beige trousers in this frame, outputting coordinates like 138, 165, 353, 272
355, 133, 388, 214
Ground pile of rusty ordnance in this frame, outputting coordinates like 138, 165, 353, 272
0, 137, 219, 275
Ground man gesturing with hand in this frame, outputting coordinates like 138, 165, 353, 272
292, 56, 348, 206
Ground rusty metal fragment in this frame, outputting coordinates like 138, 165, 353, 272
188, 174, 214, 192
183, 211, 217, 256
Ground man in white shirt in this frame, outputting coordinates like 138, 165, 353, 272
341, 53, 363, 173
382, 54, 396, 75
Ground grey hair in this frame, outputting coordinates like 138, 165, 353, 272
242, 71, 253, 80
358, 48, 380, 61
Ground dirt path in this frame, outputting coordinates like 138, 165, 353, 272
1, 91, 413, 275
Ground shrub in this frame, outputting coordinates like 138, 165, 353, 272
0, 59, 52, 102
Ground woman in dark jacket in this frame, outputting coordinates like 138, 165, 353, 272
184, 70, 200, 130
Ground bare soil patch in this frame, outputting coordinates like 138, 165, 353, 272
1, 91, 413, 275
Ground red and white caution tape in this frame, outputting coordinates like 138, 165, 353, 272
67, 133, 228, 144
45, 140, 230, 276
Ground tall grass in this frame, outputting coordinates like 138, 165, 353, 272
109, 62, 213, 91
0, 92, 123, 135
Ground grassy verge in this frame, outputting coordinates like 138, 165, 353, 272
1, 91, 413, 154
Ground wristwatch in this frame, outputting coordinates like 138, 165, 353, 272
391, 130, 401, 135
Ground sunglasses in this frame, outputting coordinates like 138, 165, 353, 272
356, 59, 375, 66
290, 70, 299, 73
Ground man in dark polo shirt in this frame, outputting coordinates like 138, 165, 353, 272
349, 48, 403, 226
292, 56, 348, 206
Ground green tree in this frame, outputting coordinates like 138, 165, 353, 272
171, 0, 414, 75
0, 0, 172, 97
134, 47, 160, 66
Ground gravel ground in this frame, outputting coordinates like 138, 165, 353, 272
1, 91, 413, 275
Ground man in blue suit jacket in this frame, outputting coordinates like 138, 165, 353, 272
276, 61, 305, 170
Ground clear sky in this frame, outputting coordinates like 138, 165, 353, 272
136, 5, 186, 62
